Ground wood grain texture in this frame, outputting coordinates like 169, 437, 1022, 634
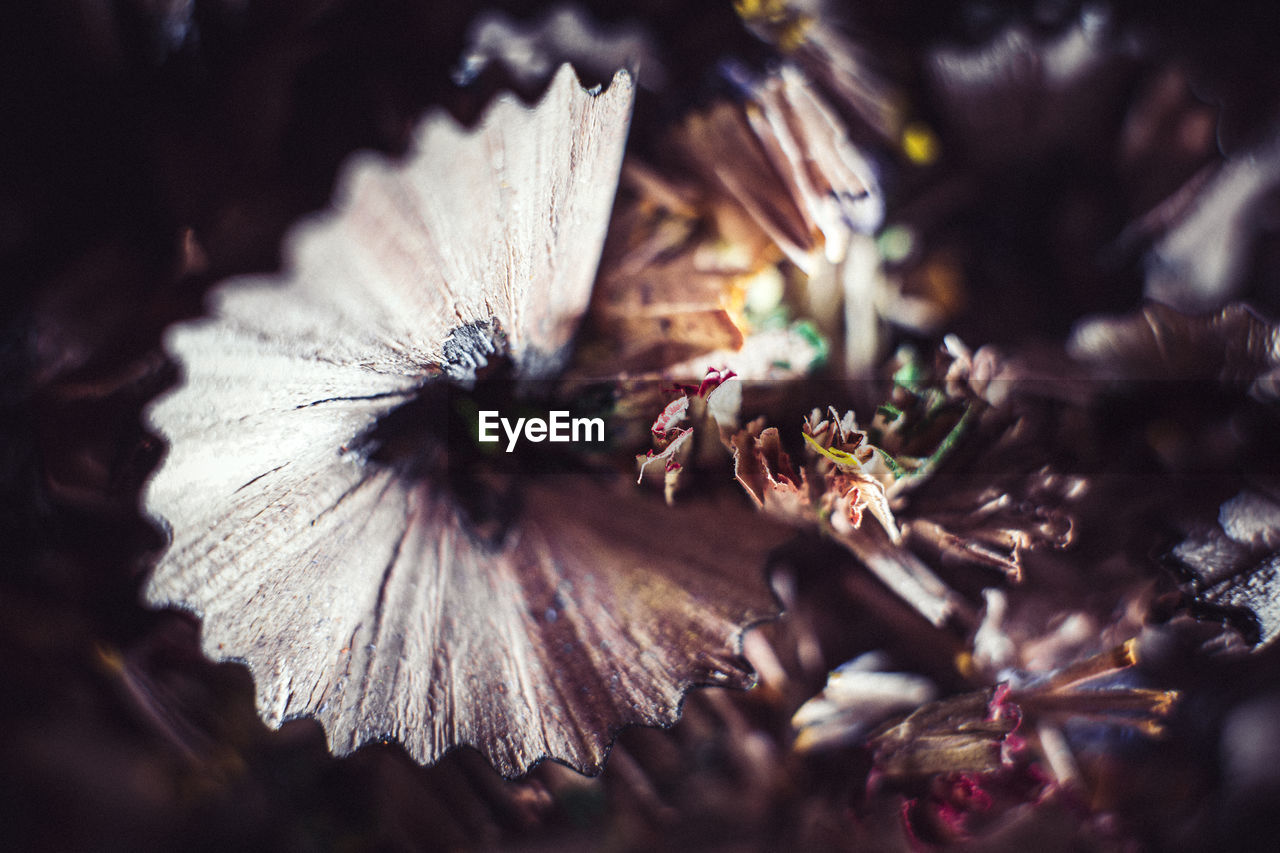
143, 65, 783, 775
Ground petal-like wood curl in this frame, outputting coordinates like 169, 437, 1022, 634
145, 66, 785, 775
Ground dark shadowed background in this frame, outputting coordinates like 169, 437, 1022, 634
6, 1, 1280, 850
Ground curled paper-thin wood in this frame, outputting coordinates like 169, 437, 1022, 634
144, 65, 782, 776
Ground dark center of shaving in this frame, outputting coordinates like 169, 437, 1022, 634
354, 318, 611, 548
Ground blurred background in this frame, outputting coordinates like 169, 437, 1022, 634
6, 1, 1280, 849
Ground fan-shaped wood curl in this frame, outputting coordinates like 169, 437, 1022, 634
144, 65, 785, 776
